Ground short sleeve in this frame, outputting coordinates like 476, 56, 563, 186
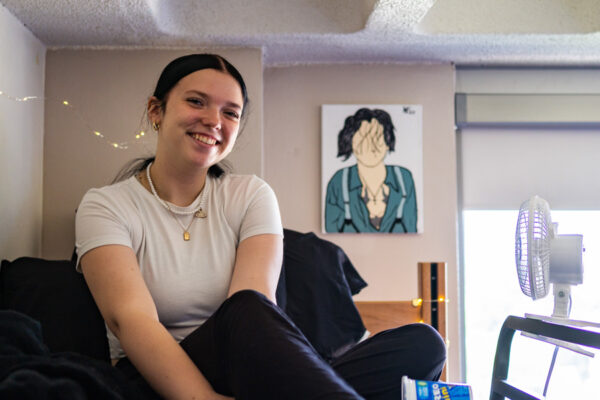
238, 179, 283, 243
75, 188, 133, 271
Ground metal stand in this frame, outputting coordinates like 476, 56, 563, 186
489, 315, 600, 400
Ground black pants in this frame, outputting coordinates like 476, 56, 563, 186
116, 290, 446, 400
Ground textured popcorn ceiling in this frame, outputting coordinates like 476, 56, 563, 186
2, 0, 600, 66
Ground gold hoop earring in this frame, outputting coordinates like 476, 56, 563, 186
152, 122, 160, 131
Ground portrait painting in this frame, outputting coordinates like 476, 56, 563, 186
322, 104, 423, 234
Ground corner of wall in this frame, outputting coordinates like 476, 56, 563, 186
0, 4, 46, 260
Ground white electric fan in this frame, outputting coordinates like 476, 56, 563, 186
515, 195, 600, 396
515, 195, 584, 320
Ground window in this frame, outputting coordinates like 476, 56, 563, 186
456, 68, 600, 398
463, 210, 600, 399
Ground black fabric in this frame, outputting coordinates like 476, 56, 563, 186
0, 231, 367, 365
331, 324, 447, 400
0, 310, 139, 400
117, 290, 446, 400
0, 257, 109, 362
118, 290, 364, 400
276, 229, 368, 361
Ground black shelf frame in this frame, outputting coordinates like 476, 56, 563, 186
489, 315, 600, 400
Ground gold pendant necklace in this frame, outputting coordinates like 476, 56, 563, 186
195, 209, 207, 218
178, 214, 196, 241
167, 213, 196, 241
145, 162, 208, 241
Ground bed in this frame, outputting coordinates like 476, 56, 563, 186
1, 231, 449, 382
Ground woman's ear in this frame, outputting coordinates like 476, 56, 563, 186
147, 96, 162, 124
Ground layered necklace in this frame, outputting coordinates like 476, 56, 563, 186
145, 162, 208, 241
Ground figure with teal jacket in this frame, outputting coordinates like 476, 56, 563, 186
325, 108, 417, 233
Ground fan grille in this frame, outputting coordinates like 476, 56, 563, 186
515, 197, 551, 300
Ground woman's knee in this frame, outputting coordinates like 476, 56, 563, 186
225, 289, 273, 310
229, 288, 269, 300
217, 289, 283, 330
375, 323, 446, 374
413, 323, 446, 354
404, 323, 447, 379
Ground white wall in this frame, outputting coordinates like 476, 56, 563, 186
0, 4, 46, 261
264, 64, 460, 379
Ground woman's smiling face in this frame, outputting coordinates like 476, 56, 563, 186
150, 68, 244, 170
352, 119, 389, 167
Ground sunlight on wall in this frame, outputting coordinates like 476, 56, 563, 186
463, 210, 600, 399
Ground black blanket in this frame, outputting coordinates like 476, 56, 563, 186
0, 310, 140, 400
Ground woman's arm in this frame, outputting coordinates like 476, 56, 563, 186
81, 244, 231, 400
227, 234, 283, 303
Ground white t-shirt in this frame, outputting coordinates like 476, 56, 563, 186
75, 173, 283, 359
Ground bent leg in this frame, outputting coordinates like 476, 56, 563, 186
181, 290, 363, 400
330, 323, 446, 400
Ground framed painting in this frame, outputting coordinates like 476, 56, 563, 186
322, 104, 423, 234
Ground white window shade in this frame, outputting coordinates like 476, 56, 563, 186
456, 69, 600, 210
459, 127, 600, 210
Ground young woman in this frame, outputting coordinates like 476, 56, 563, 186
76, 54, 445, 400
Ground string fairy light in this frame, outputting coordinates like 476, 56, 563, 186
0, 90, 40, 102
1, 89, 150, 150
411, 297, 449, 307
413, 296, 449, 324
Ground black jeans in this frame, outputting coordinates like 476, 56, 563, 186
116, 290, 446, 399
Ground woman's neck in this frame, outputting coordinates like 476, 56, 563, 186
147, 158, 208, 207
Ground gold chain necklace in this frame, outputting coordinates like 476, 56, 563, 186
145, 162, 207, 241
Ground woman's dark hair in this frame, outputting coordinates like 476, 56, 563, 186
337, 108, 396, 161
114, 54, 247, 182
152, 53, 248, 117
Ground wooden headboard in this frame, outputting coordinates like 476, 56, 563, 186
354, 301, 422, 333
354, 262, 448, 379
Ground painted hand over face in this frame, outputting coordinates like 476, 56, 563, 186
352, 119, 389, 167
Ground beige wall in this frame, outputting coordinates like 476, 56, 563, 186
42, 48, 263, 259
0, 4, 46, 260
263, 64, 460, 378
